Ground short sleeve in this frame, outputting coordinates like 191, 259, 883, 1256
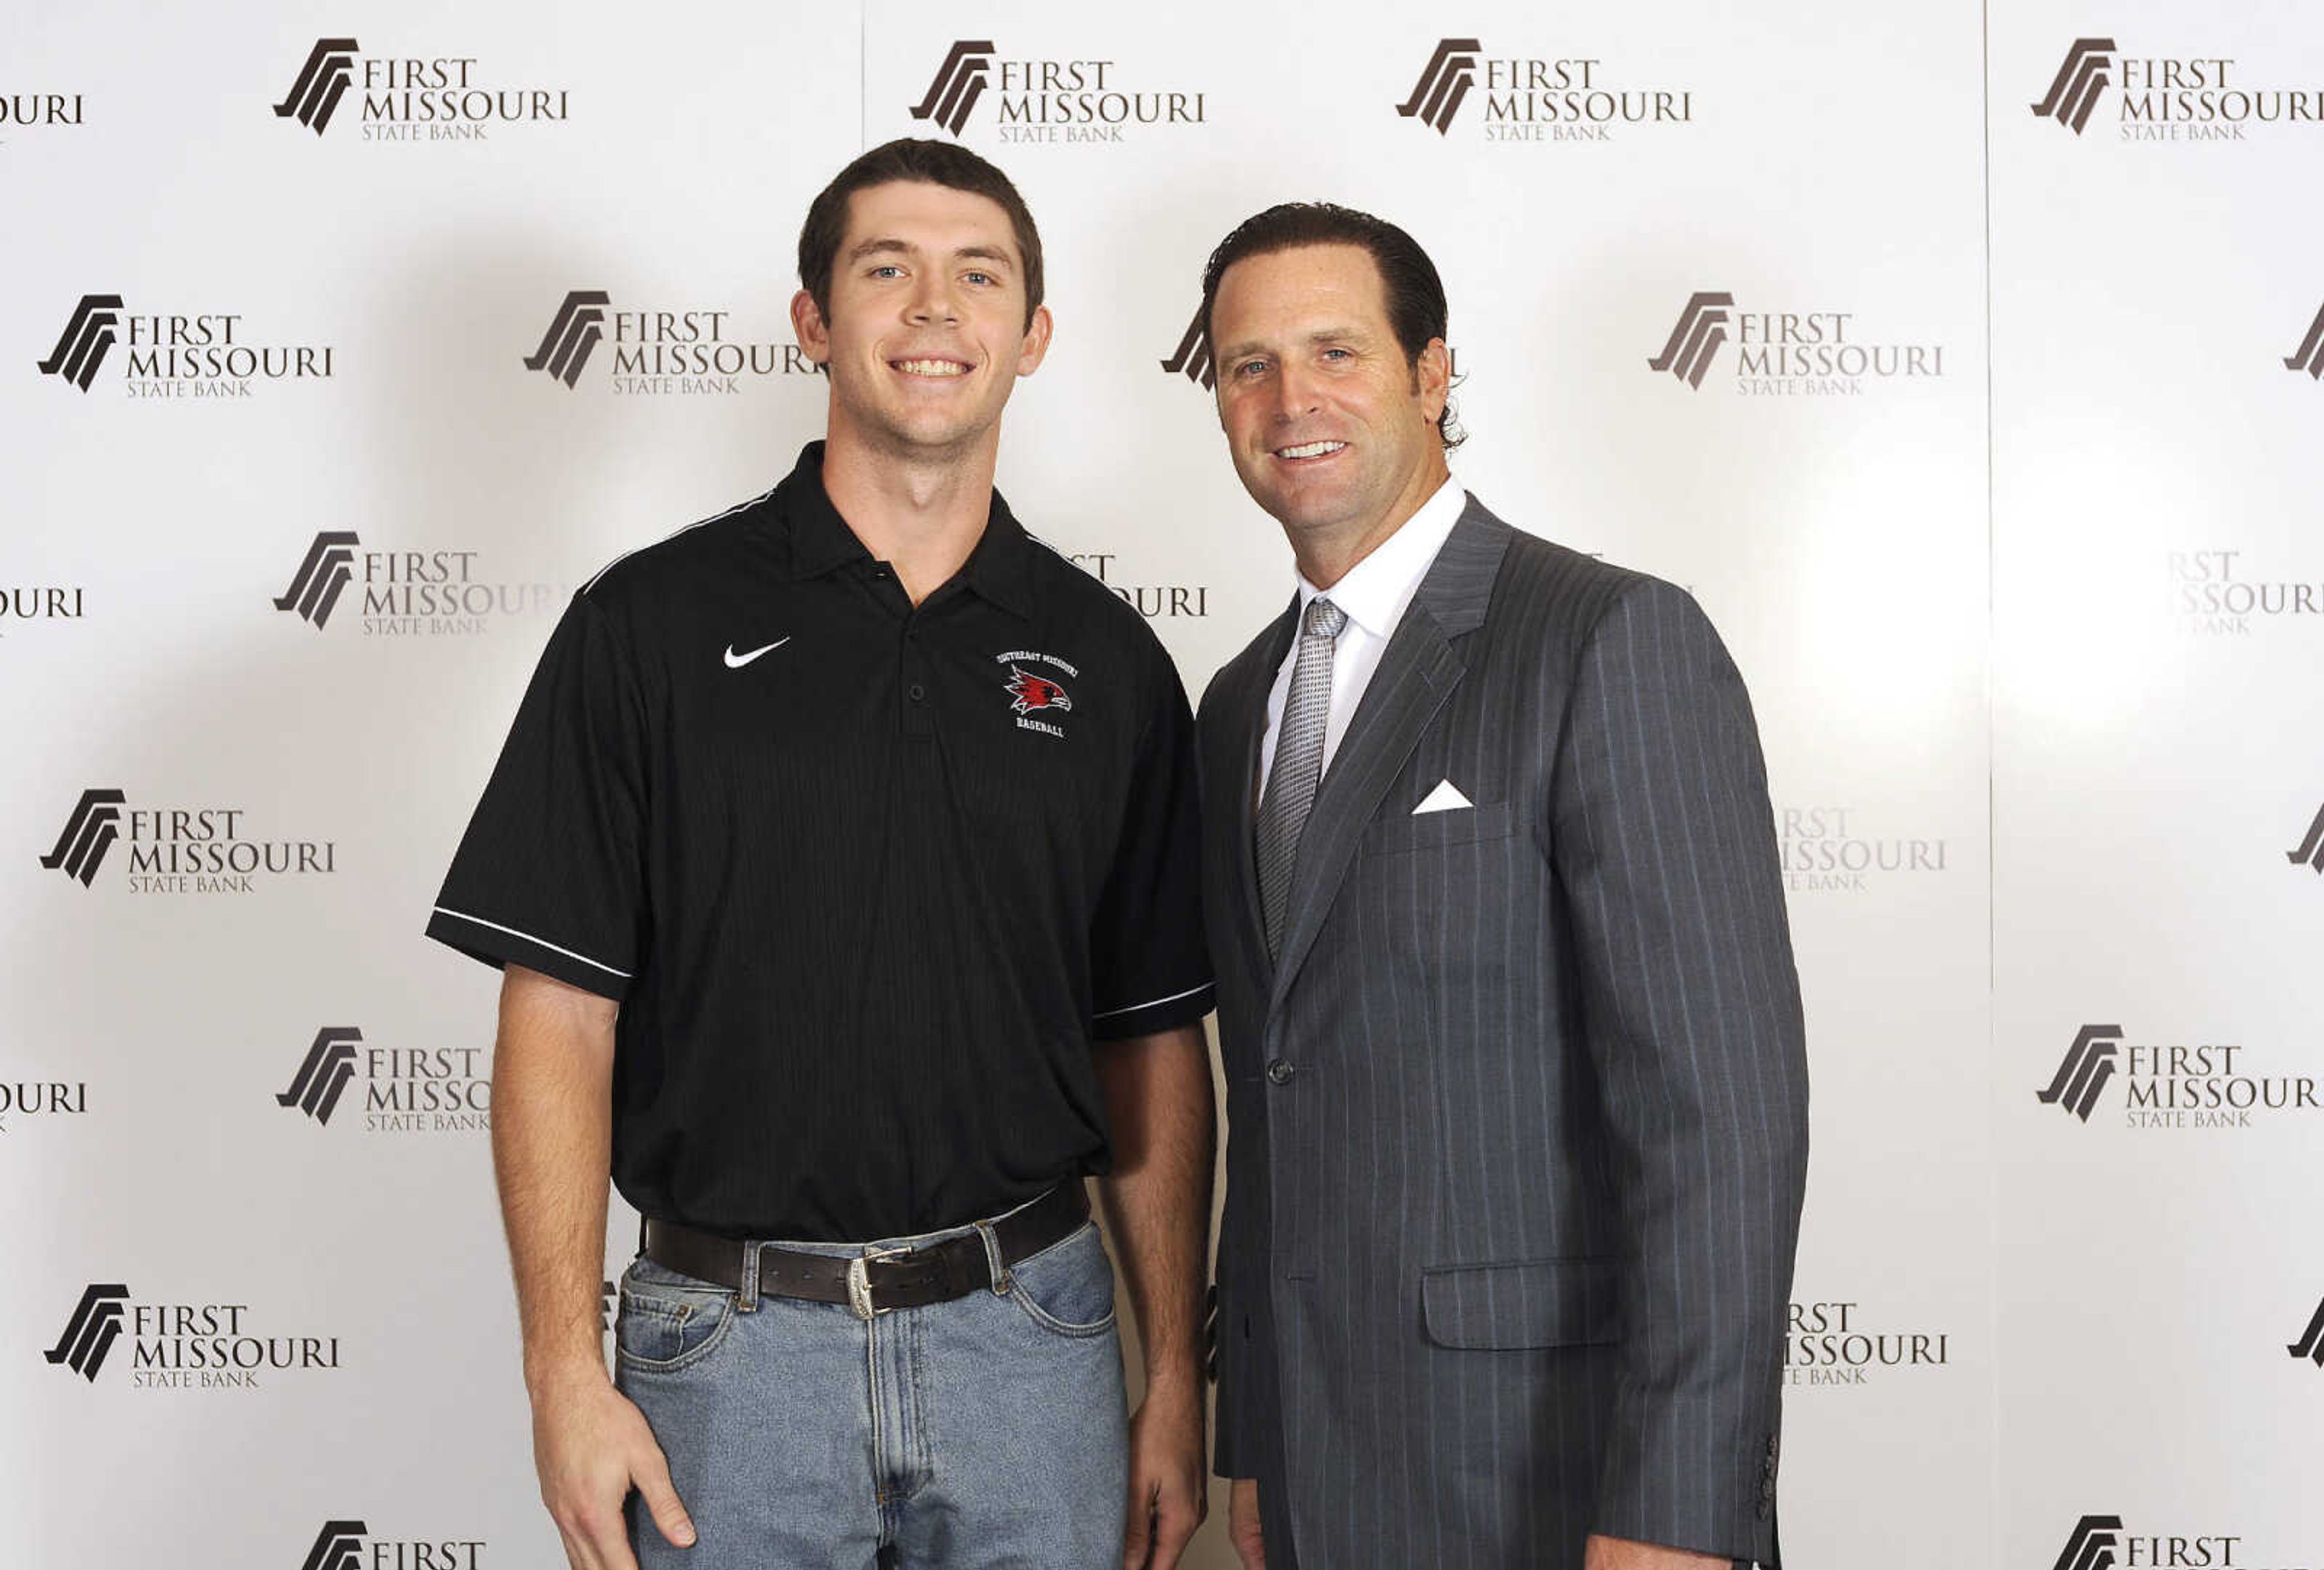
425, 591, 648, 1000
1086, 643, 1215, 1040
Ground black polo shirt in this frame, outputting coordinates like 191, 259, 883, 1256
427, 442, 1212, 1241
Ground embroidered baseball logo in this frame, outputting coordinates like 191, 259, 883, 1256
1005, 666, 1072, 715
996, 649, 1079, 738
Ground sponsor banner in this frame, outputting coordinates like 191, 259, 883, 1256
275, 1028, 490, 1135
36, 295, 335, 398
0, 1076, 89, 1134
2168, 548, 2324, 636
524, 290, 822, 396
44, 1283, 341, 1390
2048, 1514, 2320, 1570
1778, 806, 1951, 894
2032, 36, 2324, 143
289, 1521, 486, 1570
1647, 291, 1946, 396
906, 39, 1207, 145
39, 789, 336, 895
1394, 35, 1693, 143
1054, 547, 1210, 621
273, 37, 569, 143
1785, 1298, 1954, 1390
0, 584, 86, 638
272, 533, 559, 637
0, 91, 84, 137
2034, 1023, 2320, 1131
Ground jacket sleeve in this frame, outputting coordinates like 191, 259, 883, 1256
1549, 577, 1810, 1565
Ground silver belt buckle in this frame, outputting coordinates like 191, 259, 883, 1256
846, 1244, 910, 1321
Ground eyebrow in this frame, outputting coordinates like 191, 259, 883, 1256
1216, 324, 1370, 361
844, 237, 1017, 272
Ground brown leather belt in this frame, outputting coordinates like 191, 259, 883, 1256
642, 1182, 1089, 1319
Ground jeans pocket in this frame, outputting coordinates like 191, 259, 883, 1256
1005, 1221, 1118, 1338
616, 1259, 737, 1373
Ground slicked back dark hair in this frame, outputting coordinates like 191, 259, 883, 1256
1200, 202, 1463, 449
798, 138, 1045, 331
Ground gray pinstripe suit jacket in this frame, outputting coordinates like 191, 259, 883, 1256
1200, 496, 1809, 1569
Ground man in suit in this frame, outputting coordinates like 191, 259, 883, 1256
1194, 202, 1810, 1570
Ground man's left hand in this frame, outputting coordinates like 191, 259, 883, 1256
1583, 1534, 1731, 1570
1120, 1379, 1207, 1569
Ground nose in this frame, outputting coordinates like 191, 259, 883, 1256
1271, 358, 1322, 422
905, 271, 960, 326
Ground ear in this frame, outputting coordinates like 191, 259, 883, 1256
1416, 337, 1451, 427
790, 288, 831, 367
1014, 303, 1054, 377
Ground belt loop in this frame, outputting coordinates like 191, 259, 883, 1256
736, 1240, 761, 1314
974, 1220, 1011, 1295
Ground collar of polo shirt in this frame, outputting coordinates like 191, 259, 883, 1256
775, 441, 1038, 620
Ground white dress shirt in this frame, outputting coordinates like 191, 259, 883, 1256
1257, 476, 1466, 800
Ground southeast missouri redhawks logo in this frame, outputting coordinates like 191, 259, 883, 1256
1004, 666, 1072, 715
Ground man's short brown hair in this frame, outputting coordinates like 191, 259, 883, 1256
797, 139, 1045, 330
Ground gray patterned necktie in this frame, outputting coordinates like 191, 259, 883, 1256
1255, 597, 1347, 961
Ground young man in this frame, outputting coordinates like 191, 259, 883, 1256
428, 140, 1215, 1570
1193, 203, 1810, 1570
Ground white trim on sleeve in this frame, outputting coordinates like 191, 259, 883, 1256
431, 906, 633, 978
1091, 980, 1214, 1020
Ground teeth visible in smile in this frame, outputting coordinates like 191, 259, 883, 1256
1277, 441, 1347, 459
897, 359, 968, 376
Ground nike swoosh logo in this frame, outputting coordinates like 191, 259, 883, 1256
723, 638, 790, 669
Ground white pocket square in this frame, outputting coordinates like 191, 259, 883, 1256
1412, 779, 1473, 815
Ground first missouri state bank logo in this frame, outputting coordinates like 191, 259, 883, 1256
2285, 303, 2324, 381
44, 1283, 341, 1388
39, 788, 336, 894
524, 290, 819, 394
2031, 36, 2324, 142
296, 1520, 485, 1570
905, 40, 1204, 143
277, 1026, 491, 1133
44, 1284, 126, 1380
2290, 803, 2324, 872
36, 294, 335, 396
1648, 292, 1944, 395
911, 41, 994, 136
273, 36, 568, 141
40, 787, 125, 885
274, 530, 556, 635
2037, 1024, 2121, 1122
2032, 39, 2118, 134
1393, 36, 1691, 142
1397, 39, 1483, 133
35, 294, 121, 390
2037, 1022, 2320, 1130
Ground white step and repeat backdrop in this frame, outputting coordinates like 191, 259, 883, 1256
5, 2, 2319, 1565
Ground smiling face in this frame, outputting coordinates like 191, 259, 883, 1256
791, 179, 1051, 462
1210, 243, 1449, 565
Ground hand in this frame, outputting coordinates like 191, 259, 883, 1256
1228, 1477, 1265, 1569
1120, 1380, 1207, 1569
531, 1368, 696, 1568
1583, 1534, 1728, 1570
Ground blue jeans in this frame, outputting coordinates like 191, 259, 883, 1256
615, 1195, 1129, 1569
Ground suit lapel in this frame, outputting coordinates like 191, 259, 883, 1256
1268, 499, 1514, 1010
1232, 599, 1299, 971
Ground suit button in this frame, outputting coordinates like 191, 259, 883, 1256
1266, 1059, 1295, 1085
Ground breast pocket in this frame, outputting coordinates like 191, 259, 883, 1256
1361, 800, 1517, 857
